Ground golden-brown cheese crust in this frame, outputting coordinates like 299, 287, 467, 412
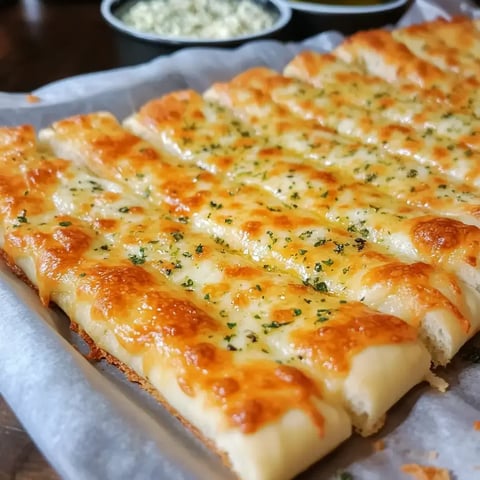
285, 50, 480, 151
334, 29, 456, 90
208, 64, 480, 225
5, 17, 480, 479
0, 126, 335, 438
3, 124, 436, 479
399, 16, 480, 62
126, 89, 480, 294
40, 112, 480, 368
393, 20, 480, 77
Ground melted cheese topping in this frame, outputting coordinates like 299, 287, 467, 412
221, 68, 480, 188
334, 21, 480, 118
393, 17, 480, 77
121, 87, 480, 299
5, 17, 480, 479
203, 67, 480, 228
201, 69, 480, 293
40, 113, 480, 367
1, 125, 434, 479
285, 51, 480, 151
334, 27, 477, 91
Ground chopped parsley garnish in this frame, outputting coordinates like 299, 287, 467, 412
195, 244, 204, 254
58, 221, 72, 227
16, 210, 28, 224
128, 247, 147, 265
227, 322, 237, 329
293, 308, 302, 316
171, 231, 184, 242
314, 238, 326, 247
262, 321, 292, 331
246, 331, 258, 343
88, 180, 104, 192
333, 242, 346, 254
118, 206, 130, 213
181, 278, 194, 289
313, 279, 328, 293
209, 200, 223, 210
315, 308, 332, 323
354, 237, 366, 251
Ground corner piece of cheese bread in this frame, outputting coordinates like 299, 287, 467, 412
1, 124, 435, 480
333, 21, 480, 117
392, 17, 480, 77
39, 114, 480, 368
284, 51, 480, 153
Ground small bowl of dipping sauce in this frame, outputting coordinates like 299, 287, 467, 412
101, 0, 292, 47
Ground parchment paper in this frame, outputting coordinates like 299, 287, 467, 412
1, 1, 480, 479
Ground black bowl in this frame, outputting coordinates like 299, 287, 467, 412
101, 0, 292, 47
286, 0, 411, 39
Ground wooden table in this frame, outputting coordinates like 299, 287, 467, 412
0, 397, 59, 480
0, 2, 117, 477
0, 0, 119, 93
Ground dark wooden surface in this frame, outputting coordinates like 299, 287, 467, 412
0, 3, 114, 478
0, 396, 60, 480
0, 0, 119, 92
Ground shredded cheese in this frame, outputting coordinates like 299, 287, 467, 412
119, 0, 277, 39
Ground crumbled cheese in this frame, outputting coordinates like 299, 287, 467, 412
401, 464, 451, 480
372, 439, 385, 452
120, 0, 277, 39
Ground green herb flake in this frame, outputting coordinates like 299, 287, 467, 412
171, 231, 184, 242
209, 200, 223, 210
128, 247, 147, 265
262, 321, 292, 331
181, 278, 194, 289
59, 221, 72, 227
313, 279, 328, 293
16, 210, 28, 224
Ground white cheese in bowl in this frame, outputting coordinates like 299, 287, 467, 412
119, 0, 278, 39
